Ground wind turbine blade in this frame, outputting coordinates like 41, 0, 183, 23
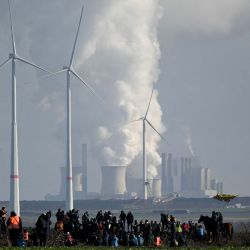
8, 0, 16, 54
127, 117, 143, 125
39, 68, 67, 79
145, 87, 154, 118
69, 5, 84, 67
16, 56, 51, 74
0, 58, 11, 69
70, 69, 103, 101
146, 118, 165, 140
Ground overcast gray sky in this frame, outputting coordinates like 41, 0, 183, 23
0, 0, 250, 200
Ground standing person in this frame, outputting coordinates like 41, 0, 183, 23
197, 225, 204, 241
176, 221, 184, 246
143, 220, 151, 245
6, 211, 22, 246
56, 209, 64, 222
0, 206, 7, 235
119, 211, 126, 230
170, 216, 177, 246
217, 212, 223, 232
35, 212, 51, 247
126, 211, 134, 232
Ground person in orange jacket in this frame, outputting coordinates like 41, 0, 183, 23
154, 236, 161, 247
6, 211, 22, 246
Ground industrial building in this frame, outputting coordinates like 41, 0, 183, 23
161, 153, 223, 198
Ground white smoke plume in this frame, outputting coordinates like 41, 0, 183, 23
76, 0, 165, 178
184, 126, 195, 156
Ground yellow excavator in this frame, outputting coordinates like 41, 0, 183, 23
213, 193, 239, 202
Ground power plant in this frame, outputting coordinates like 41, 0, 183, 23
1, 0, 227, 210
45, 143, 224, 201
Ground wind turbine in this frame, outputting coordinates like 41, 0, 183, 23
44, 5, 100, 211
0, 0, 51, 216
132, 89, 165, 200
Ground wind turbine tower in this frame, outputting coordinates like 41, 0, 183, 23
132, 89, 165, 200
0, 0, 50, 215
44, 6, 100, 211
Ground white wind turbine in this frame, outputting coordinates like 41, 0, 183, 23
0, 0, 51, 215
44, 5, 100, 211
132, 89, 165, 200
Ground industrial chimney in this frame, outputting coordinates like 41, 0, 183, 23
161, 153, 167, 196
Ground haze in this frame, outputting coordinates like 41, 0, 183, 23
0, 0, 249, 200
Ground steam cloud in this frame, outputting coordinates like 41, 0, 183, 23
184, 126, 195, 156
76, 0, 165, 178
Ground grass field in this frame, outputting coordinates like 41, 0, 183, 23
1, 234, 250, 249
0, 247, 250, 250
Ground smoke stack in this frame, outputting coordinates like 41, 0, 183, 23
204, 168, 211, 190
101, 166, 127, 196
184, 157, 189, 168
161, 153, 167, 196
181, 157, 185, 191
82, 144, 87, 195
211, 179, 218, 190
217, 182, 223, 194
167, 153, 174, 193
167, 153, 173, 176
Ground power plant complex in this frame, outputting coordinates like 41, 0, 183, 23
45, 144, 223, 201
0, 0, 226, 214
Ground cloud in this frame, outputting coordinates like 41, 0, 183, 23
160, 0, 250, 36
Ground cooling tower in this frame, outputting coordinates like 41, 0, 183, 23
101, 166, 127, 196
152, 179, 161, 198
73, 173, 82, 192
82, 144, 87, 194
60, 166, 82, 196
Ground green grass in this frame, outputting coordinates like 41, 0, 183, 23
1, 247, 250, 250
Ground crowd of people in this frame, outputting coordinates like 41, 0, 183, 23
0, 206, 230, 247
